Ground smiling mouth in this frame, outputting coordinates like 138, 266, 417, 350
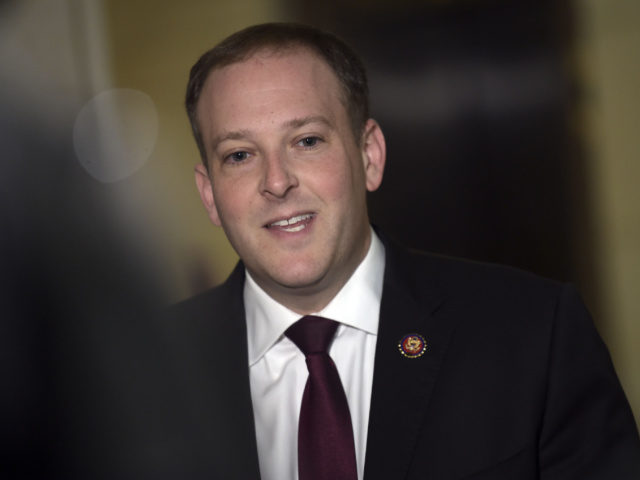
265, 213, 315, 233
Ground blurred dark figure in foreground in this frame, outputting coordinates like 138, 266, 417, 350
0, 78, 172, 478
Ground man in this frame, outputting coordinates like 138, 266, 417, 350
167, 22, 640, 479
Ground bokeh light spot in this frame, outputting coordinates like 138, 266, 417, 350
73, 88, 158, 183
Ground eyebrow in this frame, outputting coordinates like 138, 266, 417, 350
210, 129, 253, 150
210, 115, 334, 151
283, 115, 333, 130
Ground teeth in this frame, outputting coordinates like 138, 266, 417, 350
282, 224, 306, 232
270, 213, 313, 227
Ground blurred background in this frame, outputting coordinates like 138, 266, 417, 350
1, 0, 638, 474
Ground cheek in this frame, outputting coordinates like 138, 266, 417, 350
306, 151, 363, 202
212, 179, 252, 226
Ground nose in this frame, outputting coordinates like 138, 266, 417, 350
260, 152, 298, 199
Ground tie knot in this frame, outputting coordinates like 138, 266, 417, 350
285, 315, 338, 356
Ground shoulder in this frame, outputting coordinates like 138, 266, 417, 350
392, 244, 567, 309
162, 262, 245, 335
383, 242, 590, 347
167, 282, 233, 316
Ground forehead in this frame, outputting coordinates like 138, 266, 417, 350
195, 48, 346, 132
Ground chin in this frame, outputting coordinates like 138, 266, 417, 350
264, 259, 328, 290
273, 270, 325, 291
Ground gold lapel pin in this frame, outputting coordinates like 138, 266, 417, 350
398, 333, 427, 358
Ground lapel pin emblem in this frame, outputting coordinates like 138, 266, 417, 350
398, 333, 427, 358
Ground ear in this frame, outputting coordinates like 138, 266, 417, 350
360, 119, 386, 192
194, 163, 222, 226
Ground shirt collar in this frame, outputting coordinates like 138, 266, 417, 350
244, 228, 385, 366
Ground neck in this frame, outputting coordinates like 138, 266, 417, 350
268, 280, 348, 315
251, 230, 372, 315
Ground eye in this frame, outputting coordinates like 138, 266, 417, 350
297, 136, 321, 148
226, 151, 250, 163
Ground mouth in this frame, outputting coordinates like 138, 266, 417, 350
265, 213, 316, 233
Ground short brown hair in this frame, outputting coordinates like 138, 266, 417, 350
185, 22, 370, 163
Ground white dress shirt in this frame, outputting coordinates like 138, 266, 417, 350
244, 230, 385, 480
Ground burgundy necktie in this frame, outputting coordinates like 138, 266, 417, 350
285, 316, 358, 480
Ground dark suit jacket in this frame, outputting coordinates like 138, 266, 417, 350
157, 239, 640, 479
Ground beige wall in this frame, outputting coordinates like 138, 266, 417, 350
576, 0, 640, 426
103, 0, 288, 301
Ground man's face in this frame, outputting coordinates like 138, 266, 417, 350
194, 48, 385, 312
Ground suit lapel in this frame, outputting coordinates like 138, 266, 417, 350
166, 263, 262, 479
209, 263, 262, 479
363, 242, 457, 480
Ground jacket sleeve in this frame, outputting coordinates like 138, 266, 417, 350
538, 285, 640, 479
